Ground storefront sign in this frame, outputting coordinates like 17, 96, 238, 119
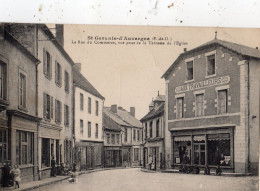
175, 76, 230, 93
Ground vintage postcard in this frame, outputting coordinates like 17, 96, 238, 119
0, 23, 259, 191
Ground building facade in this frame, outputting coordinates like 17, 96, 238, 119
73, 66, 104, 170
141, 93, 165, 170
0, 27, 40, 183
5, 24, 75, 179
162, 38, 260, 174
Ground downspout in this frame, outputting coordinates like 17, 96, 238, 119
247, 61, 250, 172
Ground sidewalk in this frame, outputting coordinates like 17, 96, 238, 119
1, 167, 129, 191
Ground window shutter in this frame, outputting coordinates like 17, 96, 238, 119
50, 54, 52, 79
64, 104, 66, 125
43, 93, 46, 118
43, 48, 46, 75
60, 65, 62, 86
68, 106, 70, 126
60, 103, 62, 123
55, 61, 57, 84
51, 96, 53, 119
55, 99, 57, 121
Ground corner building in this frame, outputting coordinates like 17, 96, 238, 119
162, 39, 260, 174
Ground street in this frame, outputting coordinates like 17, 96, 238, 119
39, 168, 258, 191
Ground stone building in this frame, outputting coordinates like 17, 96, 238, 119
5, 24, 75, 179
141, 92, 165, 170
73, 65, 105, 170
0, 26, 40, 183
162, 38, 260, 174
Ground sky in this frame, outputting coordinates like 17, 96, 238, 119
62, 25, 260, 119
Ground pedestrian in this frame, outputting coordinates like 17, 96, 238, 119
51, 155, 57, 177
2, 160, 11, 187
204, 165, 210, 175
10, 164, 21, 189
148, 155, 153, 170
193, 165, 200, 174
215, 165, 222, 176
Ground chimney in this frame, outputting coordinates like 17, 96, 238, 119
55, 24, 64, 47
256, 47, 258, 50
130, 107, 135, 117
74, 63, 81, 72
111, 104, 117, 113
184, 48, 187, 52
118, 106, 123, 110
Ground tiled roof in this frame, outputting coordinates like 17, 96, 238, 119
103, 107, 142, 128
140, 102, 165, 122
73, 68, 105, 100
154, 95, 166, 102
162, 38, 260, 79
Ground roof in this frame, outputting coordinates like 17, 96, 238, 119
140, 102, 165, 122
149, 101, 154, 107
154, 95, 166, 102
103, 107, 142, 128
73, 68, 105, 100
162, 38, 260, 79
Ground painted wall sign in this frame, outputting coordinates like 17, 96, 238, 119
175, 76, 230, 93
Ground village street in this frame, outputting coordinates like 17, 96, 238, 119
38, 168, 258, 191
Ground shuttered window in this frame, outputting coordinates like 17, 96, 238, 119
195, 94, 204, 117
218, 90, 227, 114
43, 48, 52, 79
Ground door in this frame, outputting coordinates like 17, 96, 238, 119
194, 143, 205, 165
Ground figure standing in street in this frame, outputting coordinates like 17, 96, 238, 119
148, 155, 153, 170
10, 165, 21, 189
51, 155, 57, 177
2, 161, 12, 187
204, 165, 211, 175
215, 165, 222, 176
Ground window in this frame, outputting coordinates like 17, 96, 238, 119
41, 138, 50, 167
0, 128, 8, 164
176, 97, 184, 119
134, 148, 139, 161
19, 73, 26, 108
145, 123, 147, 139
207, 54, 216, 76
124, 128, 127, 142
43, 49, 52, 79
218, 90, 227, 114
116, 134, 120, 144
64, 105, 69, 126
111, 134, 115, 144
80, 93, 84, 111
149, 121, 153, 138
64, 70, 69, 93
0, 62, 7, 100
55, 61, 62, 86
133, 129, 136, 141
16, 131, 33, 165
107, 133, 110, 144
95, 123, 98, 138
88, 121, 91, 137
43, 93, 53, 120
137, 130, 140, 141
195, 94, 204, 117
186, 61, 193, 81
55, 99, 62, 123
95, 101, 99, 116
80, 120, 84, 135
156, 120, 159, 137
88, 97, 91, 114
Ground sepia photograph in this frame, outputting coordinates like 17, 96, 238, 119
0, 23, 259, 191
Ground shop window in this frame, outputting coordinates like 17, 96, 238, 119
124, 128, 127, 142
19, 73, 26, 109
156, 120, 159, 137
134, 148, 139, 161
16, 131, 33, 165
149, 121, 153, 138
207, 54, 216, 76
208, 134, 230, 166
88, 97, 91, 114
55, 61, 62, 87
133, 129, 136, 141
43, 49, 52, 79
218, 90, 228, 114
0, 62, 7, 100
64, 70, 69, 93
42, 138, 50, 168
111, 134, 115, 144
55, 99, 62, 124
186, 61, 193, 81
0, 128, 7, 164
176, 97, 184, 119
88, 121, 91, 138
95, 101, 99, 116
95, 123, 98, 138
107, 134, 110, 144
173, 137, 191, 165
43, 93, 53, 120
80, 120, 84, 135
80, 93, 84, 111
195, 94, 204, 117
64, 104, 69, 126
116, 134, 120, 144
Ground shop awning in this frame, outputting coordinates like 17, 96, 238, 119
174, 136, 191, 142
193, 135, 205, 141
208, 133, 230, 141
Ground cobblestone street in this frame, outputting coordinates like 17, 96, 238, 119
39, 168, 258, 191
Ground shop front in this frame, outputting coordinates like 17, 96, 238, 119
104, 146, 122, 167
172, 127, 234, 172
